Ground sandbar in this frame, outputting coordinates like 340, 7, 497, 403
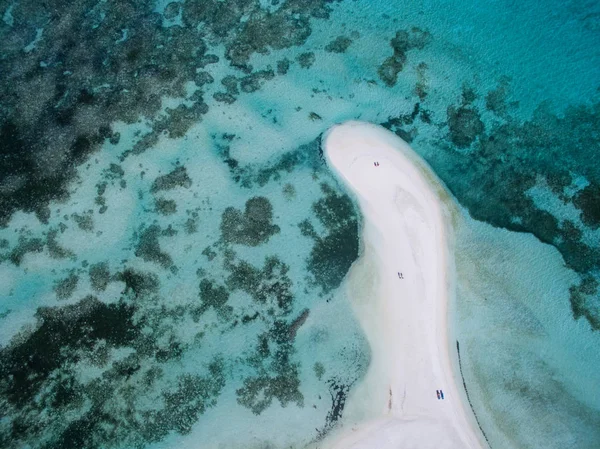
319, 121, 485, 449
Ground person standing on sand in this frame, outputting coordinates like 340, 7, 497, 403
436, 390, 441, 400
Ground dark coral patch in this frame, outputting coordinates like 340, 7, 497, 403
163, 2, 181, 20
240, 69, 275, 93
485, 82, 510, 116
192, 279, 232, 321
288, 308, 310, 340
236, 358, 303, 415
152, 362, 226, 436
378, 56, 405, 88
377, 28, 431, 87
397, 97, 600, 329
0, 2, 205, 225
115, 268, 160, 298
573, 183, 600, 229
226, 256, 294, 314
46, 229, 75, 260
199, 54, 220, 67
135, 225, 174, 268
325, 36, 352, 53
194, 71, 215, 86
54, 273, 79, 300
236, 330, 303, 415
308, 229, 358, 293
89, 262, 110, 291
447, 104, 485, 148
1, 229, 75, 266
6, 236, 44, 266
220, 197, 280, 246
221, 75, 240, 96
0, 296, 138, 407
199, 279, 229, 309
315, 378, 353, 439
155, 198, 177, 215
569, 275, 599, 329
151, 166, 192, 193
213, 92, 237, 104
381, 103, 422, 143
72, 211, 94, 231
297, 52, 316, 68
219, 252, 303, 416
302, 183, 360, 293
226, 137, 323, 188
0, 0, 338, 226
25, 356, 224, 449
277, 58, 291, 75
312, 183, 356, 230
161, 103, 209, 139
221, 6, 317, 70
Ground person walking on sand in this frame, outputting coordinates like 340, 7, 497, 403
436, 390, 441, 400
440, 390, 445, 400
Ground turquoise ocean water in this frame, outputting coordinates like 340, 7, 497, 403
0, 0, 599, 448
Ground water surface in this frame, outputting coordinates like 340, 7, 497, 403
0, 0, 599, 448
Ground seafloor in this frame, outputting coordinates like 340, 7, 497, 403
0, 1, 598, 448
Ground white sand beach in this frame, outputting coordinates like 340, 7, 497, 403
319, 121, 485, 449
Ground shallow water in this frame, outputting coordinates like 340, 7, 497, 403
0, 0, 599, 448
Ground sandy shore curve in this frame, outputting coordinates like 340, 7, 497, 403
319, 121, 485, 449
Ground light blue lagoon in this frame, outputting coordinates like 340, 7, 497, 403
0, 0, 598, 448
